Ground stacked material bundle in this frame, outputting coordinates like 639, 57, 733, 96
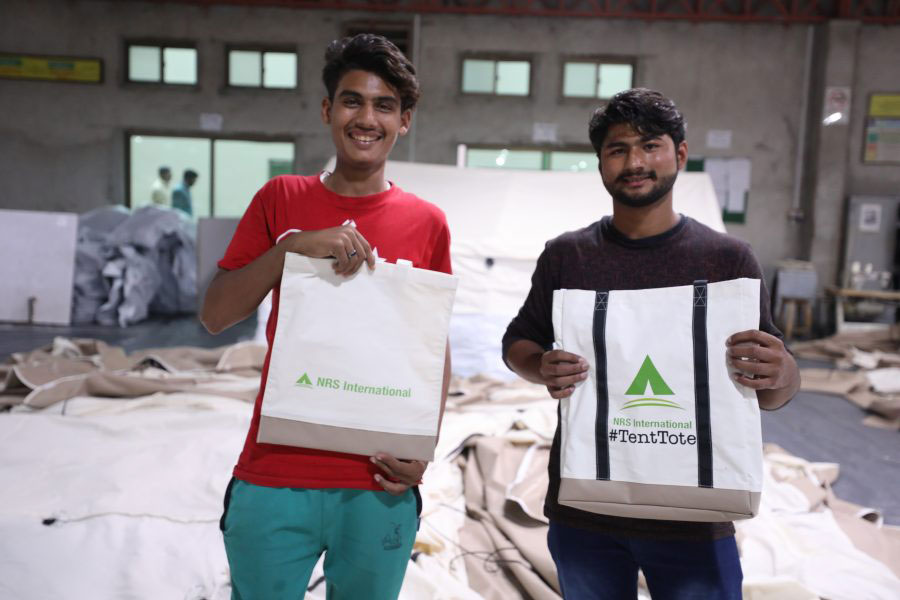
72, 205, 198, 326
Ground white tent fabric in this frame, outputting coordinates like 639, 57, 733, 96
383, 161, 725, 263
3, 386, 899, 599
380, 161, 726, 378
1, 379, 899, 599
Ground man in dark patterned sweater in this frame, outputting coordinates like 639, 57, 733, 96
502, 88, 799, 599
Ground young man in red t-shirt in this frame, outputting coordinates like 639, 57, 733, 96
201, 34, 452, 599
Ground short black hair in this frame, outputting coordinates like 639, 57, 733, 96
158, 166, 171, 175
322, 33, 420, 112
589, 88, 686, 154
184, 169, 198, 179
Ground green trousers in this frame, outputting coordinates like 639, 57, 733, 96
221, 478, 418, 600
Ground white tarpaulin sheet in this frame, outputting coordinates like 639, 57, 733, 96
1, 376, 899, 599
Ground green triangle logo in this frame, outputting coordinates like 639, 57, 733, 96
625, 356, 674, 396
296, 373, 312, 386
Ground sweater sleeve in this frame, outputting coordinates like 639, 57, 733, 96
734, 243, 782, 339
502, 243, 557, 367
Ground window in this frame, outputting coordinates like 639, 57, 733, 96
462, 58, 531, 96
128, 134, 294, 218
549, 151, 598, 172
463, 146, 596, 172
228, 48, 297, 89
562, 60, 633, 99
467, 148, 543, 170
127, 43, 197, 85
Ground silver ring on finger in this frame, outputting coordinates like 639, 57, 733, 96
348, 249, 358, 258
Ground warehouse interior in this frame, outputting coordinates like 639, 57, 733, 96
1, 0, 899, 598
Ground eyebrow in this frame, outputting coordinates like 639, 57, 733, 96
603, 134, 662, 149
337, 90, 399, 105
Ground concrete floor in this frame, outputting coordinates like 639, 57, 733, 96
1, 318, 897, 524
761, 361, 900, 524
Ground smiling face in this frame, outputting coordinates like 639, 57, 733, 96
321, 69, 411, 175
598, 122, 687, 209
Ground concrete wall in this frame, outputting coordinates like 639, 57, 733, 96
848, 25, 900, 197
1, 0, 898, 284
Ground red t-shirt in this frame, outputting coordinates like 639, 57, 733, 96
218, 174, 452, 489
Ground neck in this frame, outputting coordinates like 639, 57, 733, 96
610, 197, 680, 239
324, 161, 389, 196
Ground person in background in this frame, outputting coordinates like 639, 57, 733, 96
171, 169, 198, 216
150, 165, 171, 206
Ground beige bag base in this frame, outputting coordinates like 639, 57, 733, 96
258, 415, 436, 461
558, 478, 761, 522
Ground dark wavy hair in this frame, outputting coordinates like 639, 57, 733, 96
588, 88, 686, 154
322, 34, 420, 112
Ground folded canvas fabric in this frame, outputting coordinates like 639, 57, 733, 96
800, 368, 900, 428
791, 328, 900, 368
1, 361, 897, 600
0, 338, 265, 408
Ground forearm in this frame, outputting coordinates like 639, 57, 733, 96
200, 242, 288, 334
505, 339, 548, 385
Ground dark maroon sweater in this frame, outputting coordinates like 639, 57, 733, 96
502, 215, 780, 541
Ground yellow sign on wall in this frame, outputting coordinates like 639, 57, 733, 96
865, 94, 900, 164
869, 94, 900, 118
0, 54, 102, 83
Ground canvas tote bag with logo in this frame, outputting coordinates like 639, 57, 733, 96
258, 253, 458, 461
552, 278, 763, 521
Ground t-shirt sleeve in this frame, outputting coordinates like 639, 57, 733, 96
502, 244, 557, 366
218, 184, 275, 271
735, 244, 782, 339
428, 213, 453, 275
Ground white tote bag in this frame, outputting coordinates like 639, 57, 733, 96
258, 253, 458, 461
552, 278, 763, 521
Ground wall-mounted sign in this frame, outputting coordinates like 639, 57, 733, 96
859, 203, 882, 233
705, 129, 732, 150
0, 53, 103, 83
200, 113, 224, 132
686, 156, 751, 224
864, 93, 900, 164
532, 122, 558, 143
823, 86, 851, 126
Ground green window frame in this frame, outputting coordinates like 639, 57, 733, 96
227, 47, 298, 89
562, 59, 634, 99
461, 57, 531, 96
126, 41, 198, 85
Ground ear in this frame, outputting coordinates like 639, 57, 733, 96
398, 109, 412, 136
321, 97, 332, 125
676, 140, 688, 170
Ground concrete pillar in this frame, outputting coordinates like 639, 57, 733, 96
807, 20, 861, 289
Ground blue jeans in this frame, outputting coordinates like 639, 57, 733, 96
547, 520, 742, 600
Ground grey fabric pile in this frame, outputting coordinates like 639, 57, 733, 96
72, 205, 197, 326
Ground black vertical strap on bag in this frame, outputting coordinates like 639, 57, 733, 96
593, 290, 610, 480
692, 280, 713, 488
